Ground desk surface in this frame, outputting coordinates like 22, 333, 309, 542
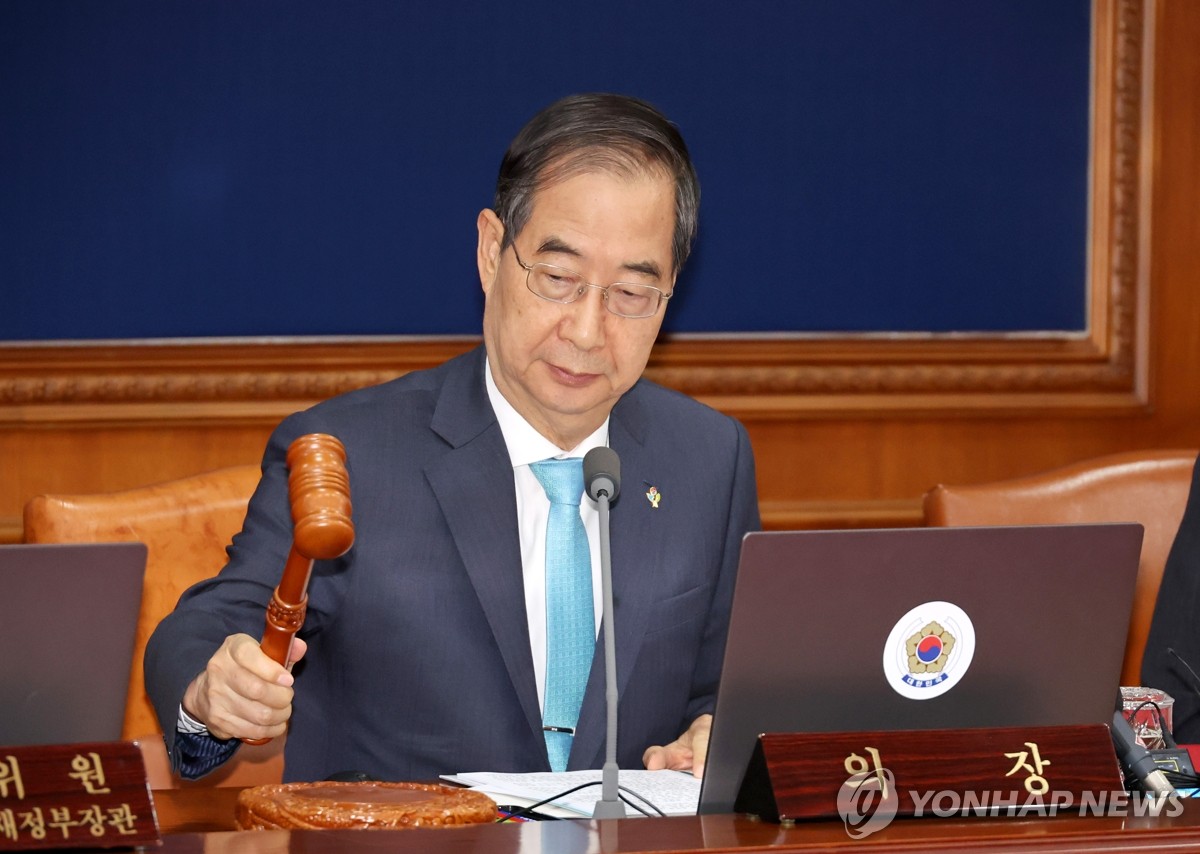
150, 788, 1200, 852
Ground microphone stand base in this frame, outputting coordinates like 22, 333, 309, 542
592, 799, 628, 820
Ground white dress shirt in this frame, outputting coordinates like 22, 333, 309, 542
484, 359, 607, 715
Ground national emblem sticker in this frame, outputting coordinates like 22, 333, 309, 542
881, 600, 975, 700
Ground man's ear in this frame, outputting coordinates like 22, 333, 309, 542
476, 209, 504, 295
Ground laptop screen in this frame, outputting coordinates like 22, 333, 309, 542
698, 523, 1143, 814
0, 542, 146, 746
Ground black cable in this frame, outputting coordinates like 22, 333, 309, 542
1124, 698, 1177, 749
615, 792, 654, 817
494, 780, 598, 823
617, 785, 667, 817
493, 779, 674, 822
1168, 647, 1200, 702
1163, 769, 1200, 788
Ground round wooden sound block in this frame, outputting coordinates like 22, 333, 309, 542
235, 781, 497, 830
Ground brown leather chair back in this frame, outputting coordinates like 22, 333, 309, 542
23, 465, 284, 787
923, 449, 1198, 687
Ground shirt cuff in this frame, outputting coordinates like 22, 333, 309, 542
177, 704, 209, 735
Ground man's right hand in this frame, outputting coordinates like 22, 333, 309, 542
181, 633, 307, 741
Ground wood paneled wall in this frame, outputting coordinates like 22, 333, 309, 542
752, 0, 1200, 528
3, 0, 1197, 543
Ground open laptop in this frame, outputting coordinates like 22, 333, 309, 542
698, 523, 1144, 814
0, 542, 147, 746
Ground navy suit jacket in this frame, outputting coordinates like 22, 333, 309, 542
145, 346, 760, 781
1142, 453, 1200, 743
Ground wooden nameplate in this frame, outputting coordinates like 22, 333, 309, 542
0, 742, 158, 850
734, 724, 1124, 823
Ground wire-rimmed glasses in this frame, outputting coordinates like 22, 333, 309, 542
510, 245, 671, 319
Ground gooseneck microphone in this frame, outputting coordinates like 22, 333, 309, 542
1111, 710, 1176, 798
585, 447, 620, 504
584, 446, 625, 819
1168, 647, 1200, 702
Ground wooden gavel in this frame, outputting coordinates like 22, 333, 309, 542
243, 433, 354, 745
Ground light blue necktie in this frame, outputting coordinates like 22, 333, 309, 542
530, 458, 595, 772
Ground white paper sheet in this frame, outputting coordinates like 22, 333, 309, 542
442, 769, 701, 818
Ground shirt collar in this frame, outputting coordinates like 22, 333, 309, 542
485, 357, 610, 467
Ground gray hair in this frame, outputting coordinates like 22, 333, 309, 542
494, 93, 700, 274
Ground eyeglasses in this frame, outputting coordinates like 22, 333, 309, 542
510, 245, 672, 319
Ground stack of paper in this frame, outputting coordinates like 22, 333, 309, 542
442, 770, 701, 818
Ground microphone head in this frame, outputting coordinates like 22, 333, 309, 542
584, 447, 621, 502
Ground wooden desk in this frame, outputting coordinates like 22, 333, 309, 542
150, 788, 1200, 852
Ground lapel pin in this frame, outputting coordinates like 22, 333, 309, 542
645, 486, 662, 509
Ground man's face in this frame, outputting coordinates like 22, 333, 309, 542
477, 167, 676, 450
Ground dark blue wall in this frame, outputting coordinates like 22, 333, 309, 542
1, 0, 1091, 340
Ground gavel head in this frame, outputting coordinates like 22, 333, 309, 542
286, 433, 355, 560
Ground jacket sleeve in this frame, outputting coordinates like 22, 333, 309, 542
142, 414, 308, 778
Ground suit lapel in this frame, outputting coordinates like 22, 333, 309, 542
423, 349, 544, 744
426, 361, 667, 768
571, 387, 658, 768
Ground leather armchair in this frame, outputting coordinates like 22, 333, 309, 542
23, 465, 285, 788
923, 449, 1198, 687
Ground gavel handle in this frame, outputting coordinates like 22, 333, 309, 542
242, 545, 313, 746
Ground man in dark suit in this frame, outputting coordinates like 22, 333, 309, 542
145, 93, 760, 782
1143, 453, 1200, 743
